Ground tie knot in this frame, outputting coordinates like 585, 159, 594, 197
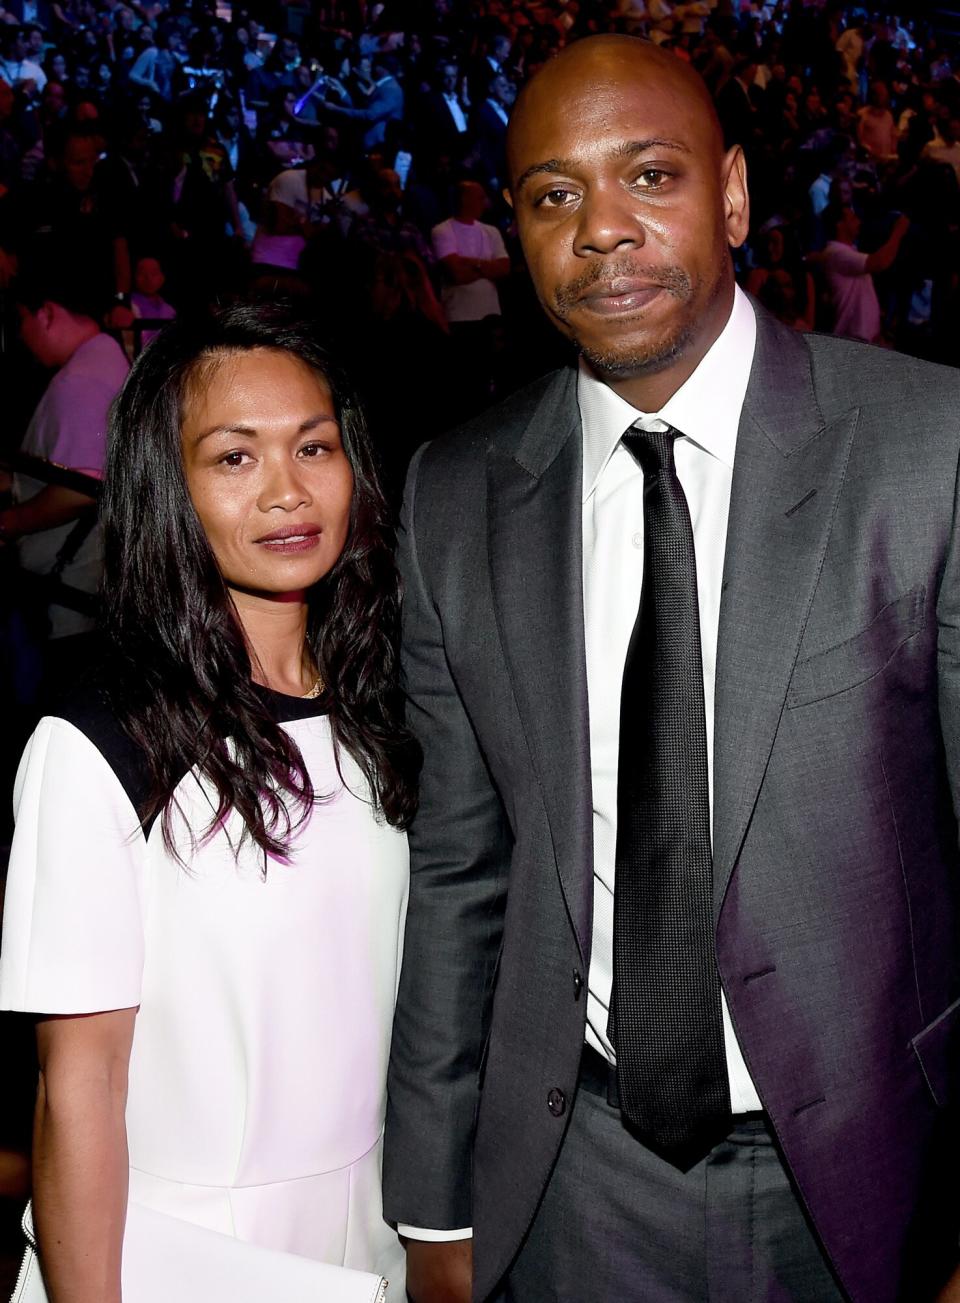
622, 425, 679, 477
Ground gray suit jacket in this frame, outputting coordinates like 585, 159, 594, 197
383, 307, 960, 1301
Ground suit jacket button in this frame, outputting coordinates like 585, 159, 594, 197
573, 970, 583, 1000
547, 1087, 566, 1117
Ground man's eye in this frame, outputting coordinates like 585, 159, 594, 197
636, 169, 669, 188
537, 187, 576, 208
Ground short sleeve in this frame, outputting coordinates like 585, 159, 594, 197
40, 373, 117, 475
0, 717, 148, 1014
267, 170, 302, 209
431, 221, 457, 260
484, 224, 507, 259
824, 243, 870, 278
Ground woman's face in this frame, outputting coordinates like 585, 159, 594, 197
765, 227, 784, 263
181, 348, 354, 603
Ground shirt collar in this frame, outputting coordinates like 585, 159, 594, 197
579, 284, 756, 503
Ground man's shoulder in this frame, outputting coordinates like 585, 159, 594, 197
802, 330, 960, 421
413, 367, 576, 488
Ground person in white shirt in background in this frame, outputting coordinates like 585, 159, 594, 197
431, 179, 509, 416
0, 257, 129, 690
922, 114, 960, 185
0, 24, 45, 96
815, 201, 910, 344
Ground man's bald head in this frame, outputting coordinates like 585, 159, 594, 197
507, 36, 724, 189
503, 33, 748, 410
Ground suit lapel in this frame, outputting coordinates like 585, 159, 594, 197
713, 311, 860, 909
487, 369, 594, 960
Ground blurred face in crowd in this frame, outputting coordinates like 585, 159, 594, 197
506, 36, 748, 403
375, 168, 403, 212
50, 52, 68, 79
458, 179, 488, 221
440, 62, 458, 95
491, 73, 512, 106
180, 349, 353, 604
280, 37, 299, 68
836, 204, 861, 243
27, 28, 44, 55
73, 65, 91, 90
763, 226, 784, 265
62, 134, 98, 191
18, 301, 80, 369
184, 105, 207, 137
135, 256, 165, 296
42, 81, 66, 116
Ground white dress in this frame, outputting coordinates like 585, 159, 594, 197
0, 685, 408, 1290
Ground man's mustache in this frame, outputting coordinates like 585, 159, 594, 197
553, 262, 692, 313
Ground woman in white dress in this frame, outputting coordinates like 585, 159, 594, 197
0, 301, 420, 1301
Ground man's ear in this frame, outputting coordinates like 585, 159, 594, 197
39, 300, 56, 332
722, 145, 750, 248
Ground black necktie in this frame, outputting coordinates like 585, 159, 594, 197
608, 424, 731, 1171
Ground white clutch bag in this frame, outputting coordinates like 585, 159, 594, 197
11, 1200, 388, 1303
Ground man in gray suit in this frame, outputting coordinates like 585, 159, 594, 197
384, 35, 960, 1303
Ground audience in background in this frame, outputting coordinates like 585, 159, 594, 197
0, 0, 959, 513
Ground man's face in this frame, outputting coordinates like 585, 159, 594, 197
43, 82, 66, 114
507, 44, 747, 383
18, 303, 57, 367
491, 73, 512, 106
441, 63, 458, 94
63, 136, 98, 191
27, 29, 43, 54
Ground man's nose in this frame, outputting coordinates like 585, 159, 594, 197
572, 183, 646, 258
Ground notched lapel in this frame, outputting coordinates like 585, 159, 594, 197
713, 318, 860, 910
486, 373, 593, 959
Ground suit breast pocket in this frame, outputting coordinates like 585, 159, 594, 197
786, 584, 926, 709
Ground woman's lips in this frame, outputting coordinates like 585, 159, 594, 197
578, 280, 665, 316
255, 525, 322, 553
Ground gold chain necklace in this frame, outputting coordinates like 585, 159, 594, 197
302, 672, 324, 699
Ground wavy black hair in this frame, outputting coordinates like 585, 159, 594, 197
101, 299, 420, 858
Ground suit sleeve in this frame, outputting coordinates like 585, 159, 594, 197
939, 443, 960, 827
382, 444, 511, 1230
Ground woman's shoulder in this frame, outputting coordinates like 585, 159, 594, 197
40, 654, 153, 822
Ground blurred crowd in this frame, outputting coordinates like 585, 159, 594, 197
5, 0, 960, 769
0, 0, 958, 466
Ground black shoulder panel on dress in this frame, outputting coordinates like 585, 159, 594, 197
48, 670, 157, 836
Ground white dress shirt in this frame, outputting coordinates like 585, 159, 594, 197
443, 92, 468, 133
581, 285, 762, 1113
401, 288, 761, 1241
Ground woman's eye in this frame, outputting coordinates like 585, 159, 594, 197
221, 450, 248, 468
299, 442, 325, 458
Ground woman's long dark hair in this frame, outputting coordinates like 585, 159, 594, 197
101, 300, 420, 858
